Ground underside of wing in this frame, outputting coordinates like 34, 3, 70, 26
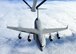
43, 26, 68, 34
7, 26, 38, 34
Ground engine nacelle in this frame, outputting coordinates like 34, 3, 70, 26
49, 35, 53, 41
27, 35, 31, 42
56, 32, 60, 39
18, 33, 22, 39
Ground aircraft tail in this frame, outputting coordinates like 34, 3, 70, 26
31, 0, 37, 12
23, 0, 47, 12
23, 0, 32, 9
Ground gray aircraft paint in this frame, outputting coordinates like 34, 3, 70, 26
34, 18, 46, 51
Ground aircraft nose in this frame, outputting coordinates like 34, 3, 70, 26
40, 45, 45, 51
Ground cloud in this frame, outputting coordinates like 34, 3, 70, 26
0, 0, 76, 1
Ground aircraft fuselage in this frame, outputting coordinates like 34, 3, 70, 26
34, 18, 46, 51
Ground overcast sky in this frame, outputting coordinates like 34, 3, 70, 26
1, 0, 76, 1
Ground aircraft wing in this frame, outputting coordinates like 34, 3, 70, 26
7, 26, 38, 34
43, 26, 68, 34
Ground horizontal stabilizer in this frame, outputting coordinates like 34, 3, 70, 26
38, 8, 47, 10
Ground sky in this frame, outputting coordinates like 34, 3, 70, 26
0, 0, 76, 54
1, 0, 76, 1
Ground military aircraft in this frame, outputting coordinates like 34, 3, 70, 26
23, 0, 47, 12
7, 0, 68, 51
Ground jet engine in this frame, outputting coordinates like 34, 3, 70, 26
18, 33, 22, 39
49, 35, 53, 41
56, 32, 60, 39
27, 34, 31, 42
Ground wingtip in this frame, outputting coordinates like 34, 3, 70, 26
66, 25, 68, 29
7, 26, 9, 28
7, 26, 10, 29
7, 26, 12, 29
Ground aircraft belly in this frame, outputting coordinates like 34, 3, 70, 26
38, 34, 46, 47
